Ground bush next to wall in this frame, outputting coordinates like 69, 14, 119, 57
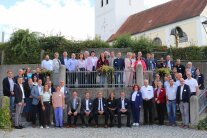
0, 96, 12, 129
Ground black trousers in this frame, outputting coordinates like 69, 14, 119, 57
80, 111, 93, 125
143, 99, 153, 124
89, 66, 97, 87
93, 110, 109, 125
32, 103, 42, 125
67, 109, 79, 125
78, 68, 86, 87
156, 103, 165, 125
41, 102, 51, 126
117, 110, 131, 126
108, 109, 115, 125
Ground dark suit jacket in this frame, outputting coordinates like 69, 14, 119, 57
175, 64, 186, 76
176, 84, 191, 104
93, 98, 108, 112
195, 74, 205, 90
113, 58, 125, 70
81, 98, 93, 112
3, 77, 14, 96
116, 98, 130, 111
14, 83, 25, 104
60, 57, 69, 65
130, 91, 143, 109
23, 83, 33, 98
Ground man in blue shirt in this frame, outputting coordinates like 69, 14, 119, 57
66, 53, 78, 88
113, 52, 125, 87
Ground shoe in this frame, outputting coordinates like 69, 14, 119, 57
66, 125, 71, 128
46, 125, 49, 129
183, 125, 189, 129
40, 126, 43, 129
132, 123, 136, 126
104, 125, 108, 128
51, 122, 54, 125
135, 123, 139, 126
15, 126, 22, 129
32, 125, 36, 128
126, 124, 131, 128
19, 125, 24, 129
94, 125, 99, 128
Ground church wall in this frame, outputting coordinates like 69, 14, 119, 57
132, 17, 207, 47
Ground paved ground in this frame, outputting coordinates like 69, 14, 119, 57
0, 125, 207, 138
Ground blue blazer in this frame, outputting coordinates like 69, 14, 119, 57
130, 91, 143, 109
176, 84, 191, 104
31, 85, 43, 105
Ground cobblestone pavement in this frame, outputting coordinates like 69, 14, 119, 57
0, 125, 207, 138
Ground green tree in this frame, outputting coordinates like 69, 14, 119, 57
112, 34, 133, 48
4, 29, 41, 64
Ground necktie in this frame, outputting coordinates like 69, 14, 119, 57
99, 99, 101, 111
100, 99, 103, 111
73, 99, 76, 109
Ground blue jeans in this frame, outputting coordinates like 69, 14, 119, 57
54, 107, 63, 127
114, 71, 123, 87
10, 96, 15, 112
167, 100, 176, 124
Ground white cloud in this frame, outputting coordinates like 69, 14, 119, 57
0, 0, 95, 41
0, 0, 171, 41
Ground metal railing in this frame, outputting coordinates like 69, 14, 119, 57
198, 89, 207, 114
65, 70, 154, 88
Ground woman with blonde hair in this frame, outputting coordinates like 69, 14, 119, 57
124, 52, 134, 87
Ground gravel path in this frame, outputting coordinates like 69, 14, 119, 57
0, 125, 207, 138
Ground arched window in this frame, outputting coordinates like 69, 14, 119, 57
106, 0, 109, 5
101, 0, 104, 7
179, 32, 188, 43
153, 37, 162, 46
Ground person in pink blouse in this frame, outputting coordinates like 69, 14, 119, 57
134, 55, 147, 72
52, 86, 65, 128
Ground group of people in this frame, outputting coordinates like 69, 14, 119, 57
2, 50, 205, 130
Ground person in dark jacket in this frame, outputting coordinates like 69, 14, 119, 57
107, 92, 117, 127
117, 91, 131, 128
195, 68, 205, 90
3, 70, 15, 112
176, 78, 191, 128
93, 91, 109, 128
13, 77, 26, 129
131, 84, 143, 127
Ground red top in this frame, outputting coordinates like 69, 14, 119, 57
134, 60, 147, 71
96, 59, 109, 69
154, 88, 166, 104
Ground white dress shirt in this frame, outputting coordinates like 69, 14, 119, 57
166, 85, 177, 100
19, 84, 25, 99
86, 99, 89, 111
38, 85, 42, 94
141, 85, 154, 100
121, 98, 125, 109
185, 78, 198, 92
167, 61, 171, 70
180, 85, 184, 100
60, 87, 65, 94
131, 91, 137, 101
41, 59, 53, 71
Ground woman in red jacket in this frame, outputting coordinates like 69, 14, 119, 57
154, 81, 166, 125
134, 56, 146, 72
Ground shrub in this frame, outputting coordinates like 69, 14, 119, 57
197, 116, 207, 130
0, 96, 12, 129
113, 34, 133, 48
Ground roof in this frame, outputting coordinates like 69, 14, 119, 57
107, 0, 207, 42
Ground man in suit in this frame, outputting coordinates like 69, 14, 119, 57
93, 91, 109, 128
176, 78, 191, 128
80, 92, 93, 127
32, 67, 43, 81
67, 91, 81, 128
59, 51, 69, 83
114, 52, 125, 87
60, 80, 70, 124
117, 91, 131, 128
3, 70, 15, 112
31, 79, 43, 128
13, 77, 26, 129
165, 55, 174, 71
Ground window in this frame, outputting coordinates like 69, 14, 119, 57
153, 37, 162, 46
179, 32, 188, 43
106, 0, 109, 5
101, 0, 103, 7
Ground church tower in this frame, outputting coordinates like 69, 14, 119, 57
95, 0, 145, 41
